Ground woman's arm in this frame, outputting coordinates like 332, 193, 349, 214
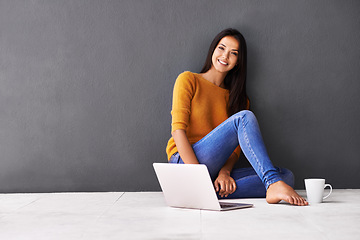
219, 152, 238, 175
172, 129, 199, 164
214, 152, 238, 197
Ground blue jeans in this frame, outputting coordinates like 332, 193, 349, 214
169, 110, 294, 199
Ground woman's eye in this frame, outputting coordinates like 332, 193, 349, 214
231, 52, 238, 56
218, 46, 224, 50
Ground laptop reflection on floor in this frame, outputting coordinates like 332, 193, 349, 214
153, 163, 253, 211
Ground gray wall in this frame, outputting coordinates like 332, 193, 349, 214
1, 0, 359, 192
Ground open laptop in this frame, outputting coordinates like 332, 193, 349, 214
153, 163, 253, 211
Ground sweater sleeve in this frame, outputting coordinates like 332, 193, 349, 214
171, 72, 195, 133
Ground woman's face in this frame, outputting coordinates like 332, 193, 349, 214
211, 36, 239, 73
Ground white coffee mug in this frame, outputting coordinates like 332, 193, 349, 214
304, 178, 332, 204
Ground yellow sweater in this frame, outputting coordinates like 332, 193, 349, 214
166, 71, 243, 160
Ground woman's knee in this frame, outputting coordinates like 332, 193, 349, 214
232, 110, 254, 118
230, 110, 256, 127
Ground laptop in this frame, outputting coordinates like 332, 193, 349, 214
153, 163, 253, 211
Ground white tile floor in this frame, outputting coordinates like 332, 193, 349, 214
0, 190, 359, 240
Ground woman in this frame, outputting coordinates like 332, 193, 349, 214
166, 28, 308, 206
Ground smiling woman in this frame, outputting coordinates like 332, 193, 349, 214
211, 36, 239, 75
165, 28, 308, 206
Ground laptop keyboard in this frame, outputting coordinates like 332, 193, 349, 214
220, 203, 236, 208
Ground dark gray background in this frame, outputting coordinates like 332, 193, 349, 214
1, 0, 359, 192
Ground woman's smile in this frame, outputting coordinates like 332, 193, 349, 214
218, 59, 229, 66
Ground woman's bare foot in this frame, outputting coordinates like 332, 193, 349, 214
266, 181, 308, 206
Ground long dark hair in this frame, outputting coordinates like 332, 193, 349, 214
200, 28, 249, 116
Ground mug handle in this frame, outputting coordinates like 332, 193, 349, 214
323, 184, 332, 200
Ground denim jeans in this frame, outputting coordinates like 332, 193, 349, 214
169, 110, 294, 199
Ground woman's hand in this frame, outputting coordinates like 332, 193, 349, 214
214, 171, 237, 198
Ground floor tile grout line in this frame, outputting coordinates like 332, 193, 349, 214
80, 192, 125, 240
90, 192, 125, 221
114, 192, 126, 203
296, 207, 330, 239
200, 209, 203, 240
11, 194, 45, 213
